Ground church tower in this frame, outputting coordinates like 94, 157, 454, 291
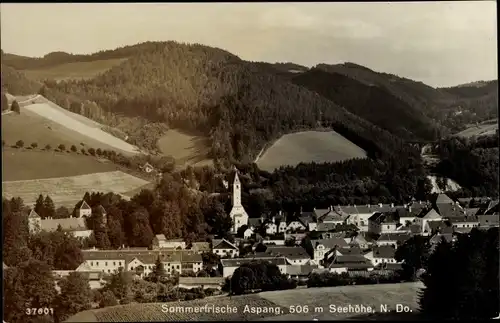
229, 169, 249, 233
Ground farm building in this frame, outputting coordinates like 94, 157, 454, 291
264, 246, 311, 265
363, 246, 400, 267
190, 242, 211, 253
324, 254, 374, 274
212, 238, 239, 258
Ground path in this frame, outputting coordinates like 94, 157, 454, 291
2, 94, 41, 115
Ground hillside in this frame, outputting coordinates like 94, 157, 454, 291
292, 66, 446, 141
1, 96, 140, 155
18, 41, 405, 165
1, 64, 41, 95
256, 130, 367, 172
65, 282, 423, 322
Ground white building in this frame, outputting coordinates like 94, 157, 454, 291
243, 227, 254, 239
265, 246, 311, 265
229, 171, 249, 233
28, 209, 93, 238
364, 246, 399, 267
310, 238, 349, 266
414, 209, 443, 236
368, 212, 401, 235
152, 235, 186, 249
212, 239, 239, 258
76, 200, 92, 218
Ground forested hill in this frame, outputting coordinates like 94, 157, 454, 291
1, 64, 41, 95
25, 41, 407, 164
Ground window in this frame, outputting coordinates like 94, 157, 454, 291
108, 269, 111, 273
113, 262, 116, 266
105, 262, 108, 266
96, 262, 99, 266
131, 266, 134, 270
90, 262, 93, 266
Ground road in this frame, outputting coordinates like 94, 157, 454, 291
2, 94, 41, 115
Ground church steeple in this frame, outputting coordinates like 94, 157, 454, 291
232, 169, 242, 207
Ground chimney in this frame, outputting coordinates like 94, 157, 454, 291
391, 203, 394, 208
260, 215, 264, 224
409, 206, 412, 213
279, 210, 282, 216
330, 205, 333, 212
272, 216, 276, 223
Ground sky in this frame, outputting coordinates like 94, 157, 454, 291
0, 2, 497, 87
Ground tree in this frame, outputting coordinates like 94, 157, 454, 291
3, 210, 32, 267
34, 194, 45, 218
420, 228, 499, 320
150, 256, 167, 283
31, 142, 38, 149
99, 290, 118, 308
45, 144, 52, 150
88, 147, 96, 156
19, 260, 57, 320
55, 206, 70, 219
126, 207, 154, 247
395, 235, 430, 280
70, 145, 77, 152
96, 148, 102, 155
58, 144, 66, 151
11, 100, 20, 113
81, 148, 86, 154
43, 195, 56, 219
104, 267, 132, 303
54, 272, 92, 322
15, 140, 24, 148
1, 92, 8, 111
3, 267, 27, 323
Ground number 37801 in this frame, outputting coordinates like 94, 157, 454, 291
26, 308, 54, 315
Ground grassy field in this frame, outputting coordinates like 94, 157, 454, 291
65, 282, 423, 322
2, 102, 139, 155
2, 148, 117, 181
455, 119, 498, 138
2, 169, 150, 208
257, 130, 367, 172
21, 58, 127, 81
157, 129, 213, 169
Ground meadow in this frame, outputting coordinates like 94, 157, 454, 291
156, 129, 213, 169
20, 58, 127, 81
257, 130, 367, 172
65, 282, 422, 322
455, 119, 498, 138
2, 170, 150, 207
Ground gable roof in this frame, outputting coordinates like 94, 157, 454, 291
448, 216, 479, 224
265, 246, 310, 259
41, 217, 88, 232
336, 247, 363, 256
286, 264, 318, 276
368, 211, 399, 224
418, 208, 442, 220
212, 239, 238, 250
155, 234, 167, 241
372, 245, 396, 259
79, 200, 91, 210
316, 222, 339, 232
437, 204, 464, 218
435, 193, 454, 205
464, 208, 480, 217
426, 220, 451, 232
28, 209, 40, 218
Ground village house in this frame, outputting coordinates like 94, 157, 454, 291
298, 210, 317, 231
127, 251, 203, 279
286, 264, 318, 281
323, 254, 374, 274
375, 233, 412, 247
229, 171, 249, 233
429, 232, 455, 252
28, 209, 93, 238
140, 162, 155, 173
368, 211, 401, 235
414, 208, 443, 235
265, 221, 278, 235
310, 238, 349, 266
74, 200, 93, 218
177, 277, 226, 290
363, 245, 399, 268
337, 204, 396, 232
285, 220, 307, 233
264, 246, 311, 265
152, 235, 186, 249
212, 238, 239, 258
478, 214, 500, 229
447, 216, 480, 231
220, 256, 288, 278
314, 206, 350, 225
425, 220, 453, 235
344, 234, 370, 249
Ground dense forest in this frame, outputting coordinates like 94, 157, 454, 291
1, 64, 41, 95
28, 41, 404, 165
432, 134, 499, 197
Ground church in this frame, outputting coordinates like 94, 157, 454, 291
229, 169, 249, 233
